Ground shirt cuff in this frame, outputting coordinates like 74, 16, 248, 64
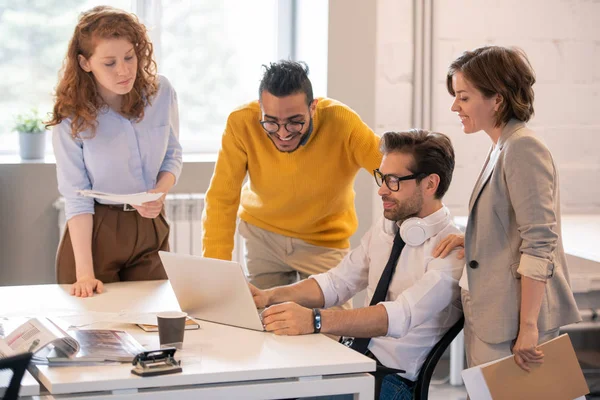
516, 253, 554, 282
64, 197, 95, 221
310, 275, 338, 309
159, 163, 182, 184
380, 298, 411, 338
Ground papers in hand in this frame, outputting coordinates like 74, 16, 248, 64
462, 334, 589, 400
77, 190, 163, 206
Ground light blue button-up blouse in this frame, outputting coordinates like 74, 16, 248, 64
53, 75, 183, 220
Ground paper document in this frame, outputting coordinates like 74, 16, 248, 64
462, 334, 589, 400
58, 311, 164, 328
77, 190, 163, 206
44, 330, 146, 364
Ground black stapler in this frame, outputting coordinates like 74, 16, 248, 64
131, 347, 182, 377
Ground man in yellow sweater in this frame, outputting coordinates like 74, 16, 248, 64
202, 60, 382, 290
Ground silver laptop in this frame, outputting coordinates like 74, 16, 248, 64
158, 251, 264, 331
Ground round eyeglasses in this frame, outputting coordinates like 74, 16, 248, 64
373, 169, 424, 192
259, 120, 306, 135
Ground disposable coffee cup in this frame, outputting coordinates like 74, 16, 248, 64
157, 311, 187, 349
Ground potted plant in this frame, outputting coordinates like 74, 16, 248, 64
13, 109, 47, 160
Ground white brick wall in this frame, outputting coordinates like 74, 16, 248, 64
369, 0, 599, 218
429, 0, 600, 215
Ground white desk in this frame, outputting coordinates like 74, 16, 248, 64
449, 214, 600, 385
0, 370, 39, 397
0, 281, 375, 399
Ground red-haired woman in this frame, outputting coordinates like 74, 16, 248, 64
47, 6, 182, 297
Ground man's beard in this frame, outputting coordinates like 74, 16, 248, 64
382, 189, 424, 222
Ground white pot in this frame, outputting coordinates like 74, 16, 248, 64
19, 131, 46, 160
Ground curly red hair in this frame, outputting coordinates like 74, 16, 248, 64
46, 6, 158, 138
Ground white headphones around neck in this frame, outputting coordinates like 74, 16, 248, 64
398, 207, 450, 246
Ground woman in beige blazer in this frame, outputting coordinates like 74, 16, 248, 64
434, 46, 580, 371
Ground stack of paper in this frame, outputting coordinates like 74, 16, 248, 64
462, 334, 589, 400
77, 190, 163, 206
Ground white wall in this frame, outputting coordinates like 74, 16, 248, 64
431, 0, 600, 215
328, 0, 378, 248
371, 0, 600, 216
374, 0, 415, 221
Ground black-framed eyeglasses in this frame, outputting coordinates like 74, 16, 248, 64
259, 120, 306, 135
373, 169, 424, 192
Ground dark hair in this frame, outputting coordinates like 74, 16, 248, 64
258, 60, 313, 105
447, 46, 535, 127
380, 129, 455, 199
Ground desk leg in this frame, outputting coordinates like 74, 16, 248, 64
449, 329, 464, 386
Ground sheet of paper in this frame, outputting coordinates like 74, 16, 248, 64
57, 311, 159, 328
77, 190, 163, 206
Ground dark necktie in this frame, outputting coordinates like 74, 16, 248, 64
350, 230, 406, 355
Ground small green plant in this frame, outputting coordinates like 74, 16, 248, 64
13, 109, 45, 134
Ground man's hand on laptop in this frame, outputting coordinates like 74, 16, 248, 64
261, 302, 314, 335
249, 283, 271, 309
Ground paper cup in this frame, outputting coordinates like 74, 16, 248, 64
157, 311, 187, 349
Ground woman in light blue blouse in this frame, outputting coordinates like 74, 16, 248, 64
46, 6, 182, 297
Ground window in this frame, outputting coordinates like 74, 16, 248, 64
0, 0, 131, 155
151, 0, 280, 152
0, 0, 328, 155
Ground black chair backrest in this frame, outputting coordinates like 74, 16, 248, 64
0, 352, 33, 400
414, 317, 465, 400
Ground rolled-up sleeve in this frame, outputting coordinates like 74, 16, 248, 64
381, 253, 462, 338
159, 84, 183, 183
311, 228, 372, 308
505, 135, 558, 282
52, 121, 94, 220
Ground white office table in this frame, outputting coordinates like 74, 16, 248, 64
0, 371, 39, 397
0, 281, 375, 399
449, 214, 600, 386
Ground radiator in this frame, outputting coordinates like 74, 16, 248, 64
53, 194, 244, 262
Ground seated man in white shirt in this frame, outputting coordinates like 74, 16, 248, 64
250, 129, 464, 400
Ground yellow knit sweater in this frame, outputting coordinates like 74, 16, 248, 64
202, 98, 382, 260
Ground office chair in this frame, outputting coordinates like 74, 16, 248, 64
413, 316, 465, 400
0, 352, 33, 400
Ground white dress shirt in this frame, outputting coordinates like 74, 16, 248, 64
311, 206, 464, 381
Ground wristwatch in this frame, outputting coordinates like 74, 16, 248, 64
312, 308, 322, 333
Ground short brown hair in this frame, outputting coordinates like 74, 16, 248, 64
446, 46, 535, 127
380, 129, 455, 199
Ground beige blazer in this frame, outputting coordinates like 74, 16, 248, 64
464, 119, 581, 344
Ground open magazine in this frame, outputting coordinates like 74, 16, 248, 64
0, 317, 145, 365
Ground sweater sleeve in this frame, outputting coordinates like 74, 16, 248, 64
345, 111, 382, 173
201, 115, 248, 260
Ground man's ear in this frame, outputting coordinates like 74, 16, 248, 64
309, 99, 318, 117
425, 174, 440, 196
78, 55, 91, 73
